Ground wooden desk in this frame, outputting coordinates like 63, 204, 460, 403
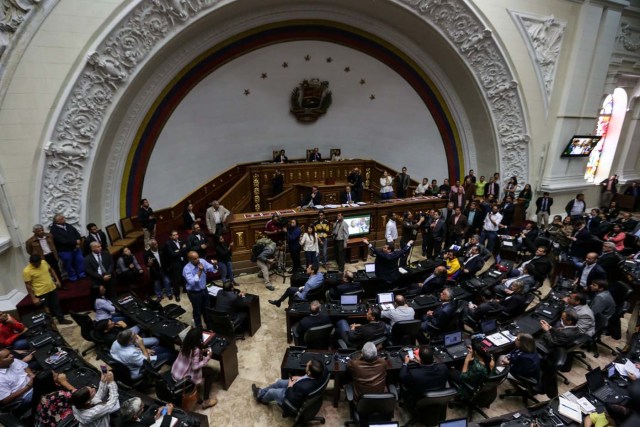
209, 337, 239, 390
244, 294, 262, 336
346, 237, 368, 262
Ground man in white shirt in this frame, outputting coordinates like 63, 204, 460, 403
565, 193, 586, 221
206, 200, 231, 239
385, 212, 398, 246
480, 204, 503, 253
0, 349, 34, 410
110, 329, 174, 380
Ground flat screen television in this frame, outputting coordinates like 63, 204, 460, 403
344, 214, 371, 237
560, 135, 602, 157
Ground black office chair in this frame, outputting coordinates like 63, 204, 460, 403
302, 324, 334, 349
69, 311, 111, 357
566, 334, 593, 371
304, 284, 327, 304
589, 313, 615, 358
96, 347, 146, 390
344, 392, 397, 427
621, 234, 639, 256
144, 297, 186, 319
0, 412, 28, 427
143, 364, 193, 406
456, 366, 510, 419
401, 387, 457, 427
326, 288, 365, 304
607, 280, 634, 342
206, 308, 245, 341
282, 367, 331, 426
338, 334, 387, 351
390, 320, 422, 346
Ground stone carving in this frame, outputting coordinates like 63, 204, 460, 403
403, 0, 530, 184
0, 0, 42, 58
510, 11, 565, 107
40, 0, 218, 227
618, 22, 640, 52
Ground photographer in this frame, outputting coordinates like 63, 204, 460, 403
287, 219, 303, 272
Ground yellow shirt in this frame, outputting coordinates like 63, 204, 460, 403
589, 412, 611, 427
446, 257, 461, 279
22, 260, 56, 296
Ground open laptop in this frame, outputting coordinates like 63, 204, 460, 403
364, 263, 376, 279
443, 331, 468, 359
586, 367, 619, 403
340, 294, 359, 312
439, 418, 468, 427
377, 292, 395, 310
480, 319, 499, 335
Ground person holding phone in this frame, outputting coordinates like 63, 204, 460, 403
449, 339, 495, 400
120, 397, 174, 427
399, 345, 448, 405
171, 328, 217, 409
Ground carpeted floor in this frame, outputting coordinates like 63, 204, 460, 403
52, 252, 624, 426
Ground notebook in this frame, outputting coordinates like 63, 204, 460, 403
377, 292, 395, 310
340, 295, 358, 312
364, 263, 376, 279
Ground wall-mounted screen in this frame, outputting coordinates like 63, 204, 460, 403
344, 214, 371, 237
561, 135, 602, 157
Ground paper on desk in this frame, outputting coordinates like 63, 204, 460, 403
614, 360, 640, 378
151, 416, 179, 427
558, 397, 583, 422
501, 330, 517, 342
356, 202, 366, 205
487, 332, 510, 346
207, 285, 222, 296
398, 267, 408, 274
501, 241, 513, 247
324, 204, 340, 209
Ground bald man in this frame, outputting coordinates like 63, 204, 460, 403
182, 251, 218, 329
381, 295, 415, 328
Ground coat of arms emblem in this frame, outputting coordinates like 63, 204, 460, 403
290, 78, 332, 123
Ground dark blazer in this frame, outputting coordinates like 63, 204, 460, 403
345, 321, 387, 349
49, 223, 81, 252
308, 152, 322, 162
370, 244, 411, 283
448, 214, 468, 237
424, 301, 456, 331
399, 362, 449, 398
535, 197, 553, 214
500, 202, 515, 227
463, 208, 484, 233
188, 232, 208, 258
576, 263, 607, 288
418, 274, 447, 295
569, 227, 592, 258
119, 415, 172, 427
462, 255, 484, 277
214, 290, 243, 321
431, 219, 446, 243
83, 230, 108, 255
528, 256, 553, 282
144, 249, 163, 280
84, 250, 114, 285
298, 313, 332, 345
161, 239, 188, 274
183, 210, 197, 230
138, 206, 156, 230
484, 182, 500, 197
618, 218, 638, 233
542, 326, 581, 348
284, 367, 328, 409
274, 154, 289, 163
598, 251, 623, 280
302, 191, 323, 207
340, 191, 356, 204
586, 215, 601, 234
501, 294, 527, 316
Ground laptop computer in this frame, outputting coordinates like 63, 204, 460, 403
364, 263, 376, 279
340, 295, 359, 312
443, 331, 468, 359
439, 418, 468, 427
586, 367, 619, 403
377, 292, 395, 310
480, 319, 499, 335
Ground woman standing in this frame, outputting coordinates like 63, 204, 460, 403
518, 184, 533, 211
215, 235, 235, 284
171, 328, 217, 409
380, 171, 394, 200
70, 371, 119, 427
504, 177, 518, 199
300, 225, 319, 266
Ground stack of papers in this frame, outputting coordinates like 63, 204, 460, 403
614, 360, 640, 378
487, 332, 510, 346
558, 397, 583, 422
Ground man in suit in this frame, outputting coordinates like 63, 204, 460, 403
494, 263, 537, 294
400, 211, 424, 266
500, 195, 516, 229
569, 220, 592, 266
468, 281, 527, 321
459, 245, 484, 279
145, 239, 172, 300
362, 238, 414, 284
448, 206, 468, 246
328, 270, 363, 300
205, 200, 231, 240
464, 201, 484, 239
407, 265, 448, 296
462, 234, 491, 261
340, 185, 356, 204
400, 346, 449, 405
214, 281, 248, 328
540, 311, 581, 349
600, 174, 618, 208
188, 223, 208, 258
509, 245, 552, 283
563, 293, 595, 337
348, 168, 364, 202
83, 223, 108, 255
301, 186, 323, 209
334, 306, 386, 349
585, 209, 602, 234
396, 166, 410, 198
598, 241, 624, 282
425, 210, 446, 258
293, 300, 331, 346
484, 176, 500, 198
573, 252, 607, 291
25, 224, 63, 284
49, 214, 86, 282
308, 147, 322, 162
617, 211, 638, 232
274, 149, 288, 163
253, 359, 326, 408
332, 213, 349, 271
138, 198, 157, 251
162, 230, 188, 301
84, 241, 115, 297
269, 263, 324, 307
421, 288, 456, 334
589, 279, 616, 328
535, 192, 553, 229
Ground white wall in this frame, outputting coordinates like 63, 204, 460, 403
143, 41, 447, 207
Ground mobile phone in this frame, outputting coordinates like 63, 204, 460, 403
407, 350, 414, 360
161, 406, 168, 416
100, 365, 107, 374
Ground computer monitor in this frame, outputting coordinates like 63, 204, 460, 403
364, 263, 376, 273
345, 214, 371, 237
340, 295, 358, 305
377, 292, 394, 304
480, 319, 498, 335
443, 331, 462, 347
439, 418, 468, 427
369, 424, 400, 427
586, 367, 605, 391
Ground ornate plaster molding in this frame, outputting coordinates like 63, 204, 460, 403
617, 21, 640, 52
40, 0, 219, 227
509, 10, 565, 112
0, 0, 41, 60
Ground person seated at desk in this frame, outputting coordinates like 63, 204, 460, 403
562, 292, 595, 337
420, 288, 455, 335
381, 295, 415, 328
362, 238, 414, 284
0, 311, 28, 350
252, 359, 326, 408
269, 263, 324, 308
308, 147, 322, 162
94, 319, 129, 342
449, 339, 495, 400
406, 266, 447, 296
443, 250, 461, 280
172, 328, 217, 410
573, 253, 607, 292
274, 149, 288, 164
328, 271, 363, 301
340, 185, 357, 204
466, 281, 527, 321
115, 247, 144, 286
347, 342, 387, 403
493, 264, 536, 295
301, 186, 323, 209
32, 371, 77, 427
119, 397, 174, 427
540, 311, 581, 349
214, 281, 248, 328
93, 284, 126, 324
110, 329, 175, 381
70, 371, 119, 427
399, 346, 449, 405
514, 221, 539, 254
507, 245, 552, 283
0, 348, 34, 412
293, 300, 332, 346
459, 245, 484, 280
497, 333, 539, 379
335, 307, 386, 349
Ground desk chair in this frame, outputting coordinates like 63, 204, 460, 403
455, 366, 510, 419
390, 320, 422, 346
69, 311, 111, 357
344, 390, 397, 427
401, 387, 457, 427
206, 308, 245, 341
144, 297, 186, 319
282, 368, 330, 426
589, 313, 616, 358
621, 234, 639, 256
326, 288, 364, 304
143, 365, 193, 406
606, 280, 633, 343
305, 284, 327, 304
302, 324, 334, 349
337, 334, 387, 351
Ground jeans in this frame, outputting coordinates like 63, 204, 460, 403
257, 379, 288, 405
129, 325, 160, 347
256, 259, 272, 287
335, 319, 351, 345
319, 238, 328, 264
39, 290, 64, 320
480, 230, 498, 253
218, 260, 234, 283
58, 248, 85, 281
304, 251, 317, 267
187, 289, 211, 329
153, 272, 173, 298
380, 192, 393, 200
11, 338, 29, 350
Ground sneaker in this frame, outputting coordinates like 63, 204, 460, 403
252, 384, 260, 400
58, 318, 73, 325
266, 285, 275, 291
202, 398, 217, 409
268, 300, 281, 307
